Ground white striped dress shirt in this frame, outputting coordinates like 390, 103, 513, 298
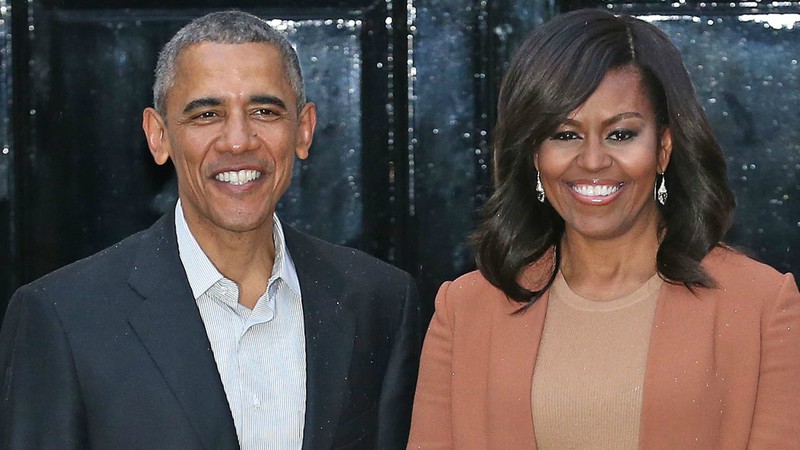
174, 201, 306, 450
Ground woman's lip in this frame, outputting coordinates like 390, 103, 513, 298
567, 181, 625, 204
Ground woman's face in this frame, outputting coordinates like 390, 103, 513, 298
534, 68, 672, 243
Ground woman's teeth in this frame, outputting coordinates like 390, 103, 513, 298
571, 184, 621, 197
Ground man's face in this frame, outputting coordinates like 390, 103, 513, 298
143, 42, 316, 241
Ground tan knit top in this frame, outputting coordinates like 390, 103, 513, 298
531, 272, 663, 450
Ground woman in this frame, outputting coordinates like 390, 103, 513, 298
408, 9, 800, 449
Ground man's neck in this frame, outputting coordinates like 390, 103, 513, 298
188, 217, 276, 309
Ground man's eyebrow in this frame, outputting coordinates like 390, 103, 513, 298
250, 95, 287, 110
182, 97, 222, 115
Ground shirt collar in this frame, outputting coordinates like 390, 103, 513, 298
174, 200, 301, 300
271, 212, 301, 297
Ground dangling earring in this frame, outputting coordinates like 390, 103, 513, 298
536, 172, 546, 203
655, 172, 668, 205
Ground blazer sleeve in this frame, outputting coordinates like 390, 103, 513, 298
0, 287, 87, 450
748, 273, 800, 448
407, 281, 455, 449
376, 272, 422, 450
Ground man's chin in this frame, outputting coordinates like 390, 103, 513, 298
214, 216, 273, 234
192, 209, 275, 237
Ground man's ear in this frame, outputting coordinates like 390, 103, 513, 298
142, 107, 171, 165
294, 102, 317, 160
658, 127, 673, 173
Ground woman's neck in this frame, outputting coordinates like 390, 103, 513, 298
559, 227, 661, 302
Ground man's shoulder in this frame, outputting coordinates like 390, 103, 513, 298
21, 215, 170, 296
283, 226, 410, 281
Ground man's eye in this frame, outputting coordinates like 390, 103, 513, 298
550, 131, 580, 141
195, 111, 217, 119
253, 108, 277, 116
607, 129, 637, 141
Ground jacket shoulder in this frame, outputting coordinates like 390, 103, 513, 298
283, 226, 412, 283
448, 270, 499, 295
702, 247, 795, 293
437, 270, 516, 316
21, 228, 150, 294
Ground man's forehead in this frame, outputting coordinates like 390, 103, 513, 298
167, 42, 294, 104
174, 45, 273, 85
175, 41, 283, 64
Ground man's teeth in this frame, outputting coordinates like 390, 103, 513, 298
215, 170, 262, 185
572, 184, 620, 197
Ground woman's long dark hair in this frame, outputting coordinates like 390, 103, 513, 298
473, 9, 735, 306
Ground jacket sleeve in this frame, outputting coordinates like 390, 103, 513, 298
376, 272, 422, 450
748, 274, 800, 448
0, 287, 87, 450
407, 281, 455, 449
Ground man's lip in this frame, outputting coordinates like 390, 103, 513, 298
213, 168, 263, 186
206, 162, 264, 178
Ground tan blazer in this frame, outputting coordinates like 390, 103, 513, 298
408, 248, 800, 449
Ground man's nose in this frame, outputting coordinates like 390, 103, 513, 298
220, 113, 258, 153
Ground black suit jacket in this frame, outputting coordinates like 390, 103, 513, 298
0, 211, 421, 449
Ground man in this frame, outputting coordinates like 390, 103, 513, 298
0, 11, 420, 450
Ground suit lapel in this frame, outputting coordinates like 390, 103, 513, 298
126, 212, 239, 450
284, 227, 356, 450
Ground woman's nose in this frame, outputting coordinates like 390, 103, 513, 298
576, 139, 612, 171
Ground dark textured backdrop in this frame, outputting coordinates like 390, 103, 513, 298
1, 0, 798, 323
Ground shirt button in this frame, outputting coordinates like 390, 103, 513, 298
253, 395, 261, 409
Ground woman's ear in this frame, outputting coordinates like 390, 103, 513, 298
658, 127, 673, 173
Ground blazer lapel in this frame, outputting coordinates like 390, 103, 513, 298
284, 228, 356, 450
487, 291, 549, 450
639, 282, 721, 448
126, 213, 239, 450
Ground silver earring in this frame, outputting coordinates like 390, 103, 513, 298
536, 172, 546, 203
655, 172, 668, 205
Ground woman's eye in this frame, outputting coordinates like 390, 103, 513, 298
607, 129, 637, 141
550, 131, 580, 141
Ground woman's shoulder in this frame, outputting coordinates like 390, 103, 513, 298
703, 246, 795, 287
697, 246, 799, 304
433, 270, 543, 344
443, 270, 506, 301
437, 270, 520, 315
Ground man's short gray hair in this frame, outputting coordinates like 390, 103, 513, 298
153, 10, 305, 117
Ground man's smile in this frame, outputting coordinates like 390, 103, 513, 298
214, 169, 263, 185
